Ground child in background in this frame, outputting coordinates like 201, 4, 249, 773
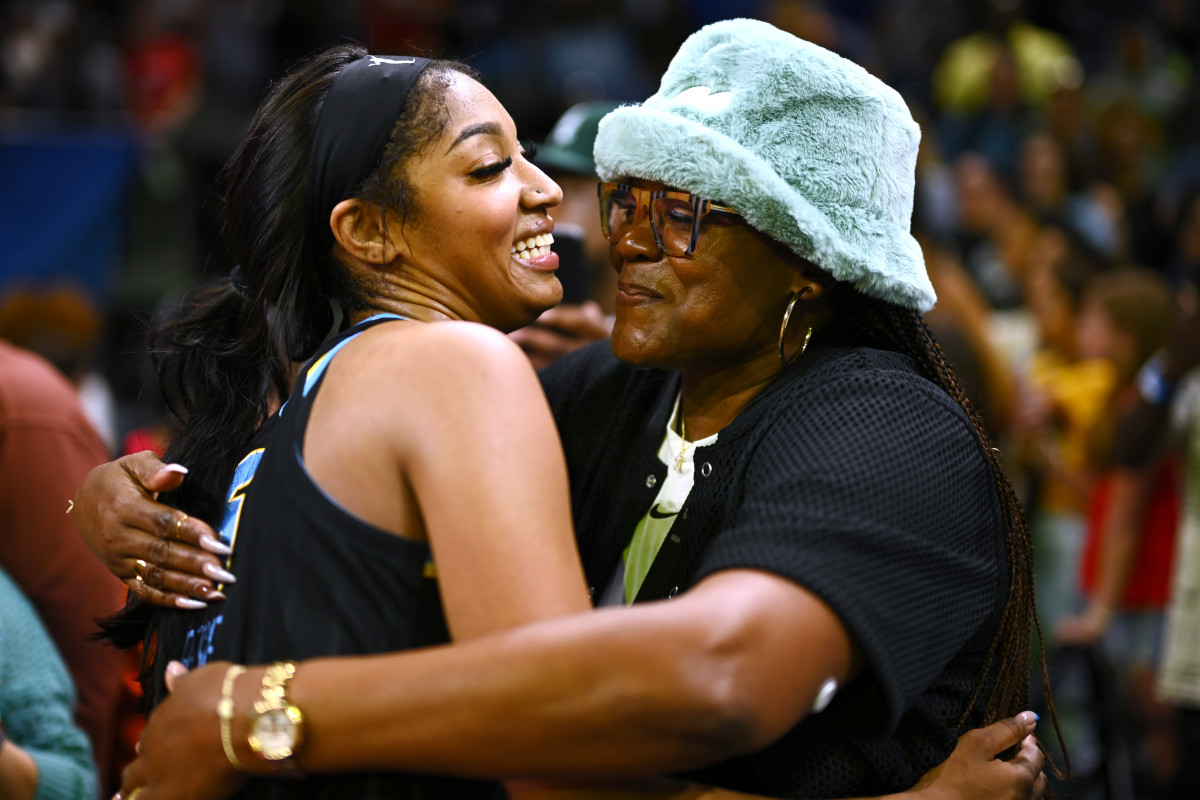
1060, 267, 1179, 651
1058, 266, 1180, 792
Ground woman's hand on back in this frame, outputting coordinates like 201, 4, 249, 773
908, 712, 1047, 800
73, 451, 231, 609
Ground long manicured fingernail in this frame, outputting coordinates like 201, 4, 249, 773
199, 535, 233, 555
176, 597, 207, 609
202, 562, 237, 583
162, 463, 189, 475
198, 585, 226, 601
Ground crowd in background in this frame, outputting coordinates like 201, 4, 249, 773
1, 1, 1199, 798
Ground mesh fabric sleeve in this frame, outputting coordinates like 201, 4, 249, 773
694, 361, 1006, 733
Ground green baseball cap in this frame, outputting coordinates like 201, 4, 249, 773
535, 100, 623, 176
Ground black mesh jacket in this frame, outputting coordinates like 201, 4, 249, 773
540, 340, 1007, 798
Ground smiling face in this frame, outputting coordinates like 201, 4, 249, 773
389, 72, 564, 331
606, 178, 805, 373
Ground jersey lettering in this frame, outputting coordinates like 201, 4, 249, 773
180, 447, 264, 668
219, 448, 265, 550
180, 614, 224, 669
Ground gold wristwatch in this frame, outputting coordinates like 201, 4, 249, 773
247, 661, 305, 772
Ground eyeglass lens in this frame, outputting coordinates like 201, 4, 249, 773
599, 184, 705, 257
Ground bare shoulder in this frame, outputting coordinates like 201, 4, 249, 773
337, 319, 539, 398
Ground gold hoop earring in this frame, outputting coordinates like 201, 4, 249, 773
778, 288, 814, 367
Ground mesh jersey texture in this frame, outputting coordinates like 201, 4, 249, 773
540, 340, 1007, 797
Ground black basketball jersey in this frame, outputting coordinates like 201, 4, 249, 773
178, 313, 498, 799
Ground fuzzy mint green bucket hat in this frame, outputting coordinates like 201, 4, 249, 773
594, 18, 935, 312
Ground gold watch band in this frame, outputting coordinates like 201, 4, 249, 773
247, 661, 305, 774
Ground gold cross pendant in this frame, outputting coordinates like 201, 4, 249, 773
674, 442, 690, 471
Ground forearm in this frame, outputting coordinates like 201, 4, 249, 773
285, 604, 757, 779
1091, 470, 1151, 618
508, 779, 912, 800
232, 574, 849, 781
506, 778, 777, 800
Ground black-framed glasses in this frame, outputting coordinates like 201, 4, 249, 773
597, 182, 741, 258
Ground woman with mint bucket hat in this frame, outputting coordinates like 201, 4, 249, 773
80, 19, 1050, 800
570, 17, 1055, 793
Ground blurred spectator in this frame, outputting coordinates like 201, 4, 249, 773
0, 340, 129, 794
921, 233, 1017, 437
934, 0, 1078, 114
1012, 221, 1111, 633
1090, 97, 1165, 265
955, 151, 1040, 309
1164, 188, 1200, 290
0, 286, 117, 453
1108, 284, 1200, 800
120, 0, 201, 140
1017, 131, 1117, 257
0, 565, 98, 800
1086, 19, 1190, 122
1059, 267, 1180, 794
933, 0, 1079, 175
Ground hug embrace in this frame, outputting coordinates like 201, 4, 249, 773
74, 17, 1054, 800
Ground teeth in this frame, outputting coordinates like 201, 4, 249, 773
511, 233, 555, 255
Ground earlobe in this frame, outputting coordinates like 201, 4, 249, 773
792, 259, 835, 304
330, 199, 397, 265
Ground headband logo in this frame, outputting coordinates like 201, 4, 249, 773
368, 56, 416, 67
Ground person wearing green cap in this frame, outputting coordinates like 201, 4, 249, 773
81, 18, 1052, 800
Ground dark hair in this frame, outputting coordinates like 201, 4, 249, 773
1085, 266, 1175, 385
104, 44, 480, 704
834, 287, 1067, 771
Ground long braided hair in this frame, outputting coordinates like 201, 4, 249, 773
836, 286, 1067, 767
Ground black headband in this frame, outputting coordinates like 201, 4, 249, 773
308, 54, 433, 235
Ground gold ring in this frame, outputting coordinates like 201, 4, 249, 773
135, 559, 148, 582
128, 788, 143, 800
175, 513, 188, 539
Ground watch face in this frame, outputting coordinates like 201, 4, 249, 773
253, 709, 297, 755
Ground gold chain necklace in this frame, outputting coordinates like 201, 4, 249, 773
674, 410, 690, 471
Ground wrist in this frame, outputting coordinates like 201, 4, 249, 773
217, 665, 247, 773
244, 662, 306, 777
219, 666, 281, 779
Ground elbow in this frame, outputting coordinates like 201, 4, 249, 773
683, 683, 772, 762
693, 650, 790, 755
638, 620, 792, 763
